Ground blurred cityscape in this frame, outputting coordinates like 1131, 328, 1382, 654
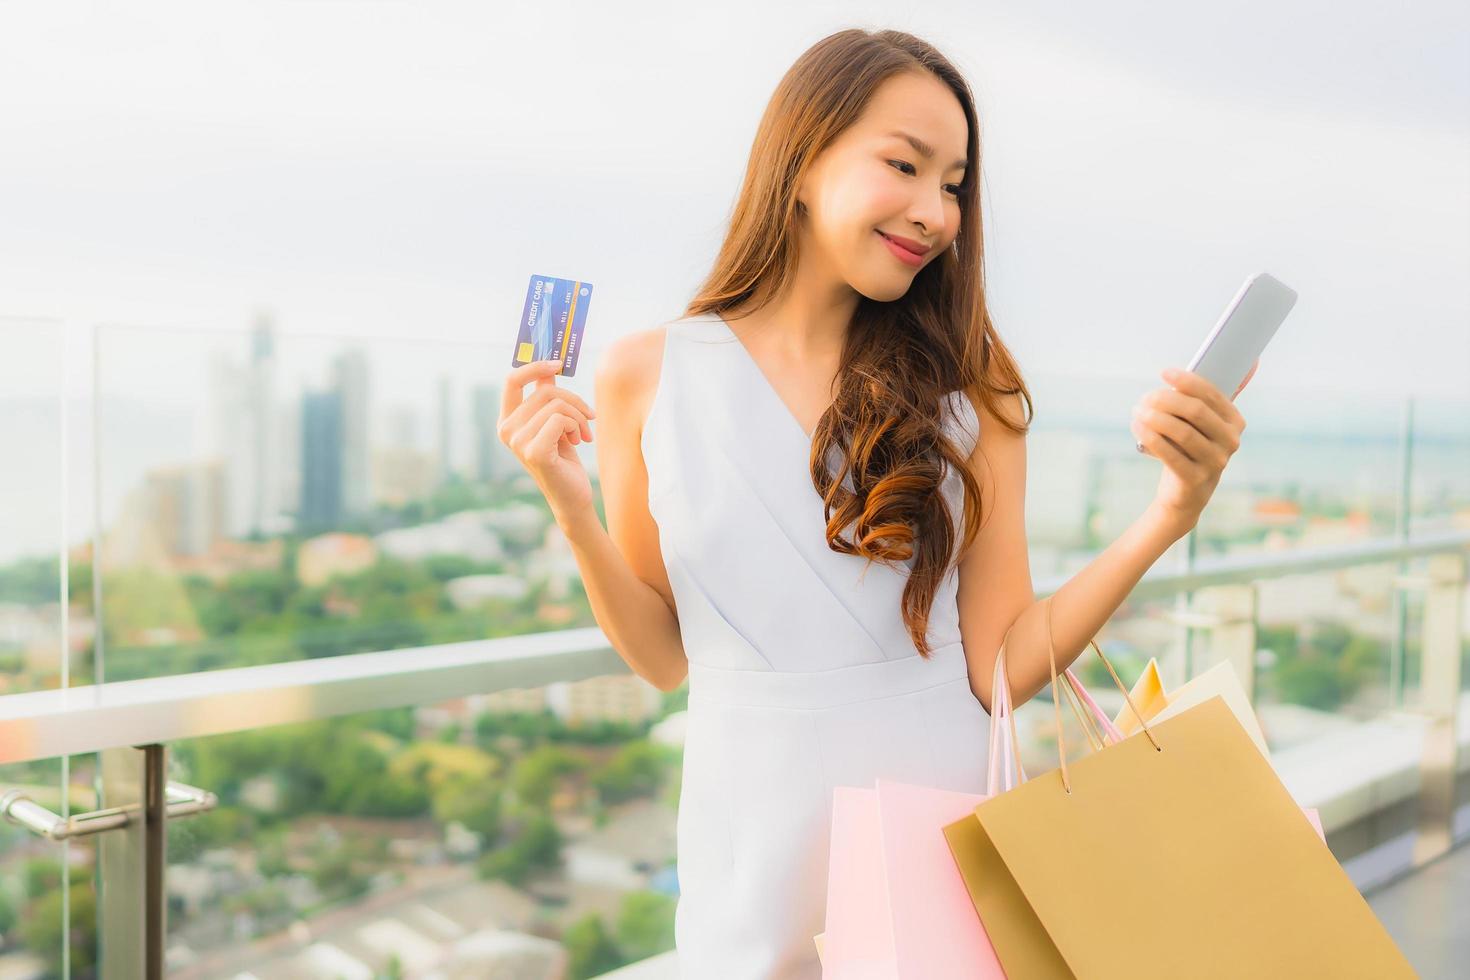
0, 315, 1467, 978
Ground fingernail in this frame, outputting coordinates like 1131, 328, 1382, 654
1162, 368, 1179, 381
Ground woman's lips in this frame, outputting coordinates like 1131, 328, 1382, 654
877, 230, 925, 267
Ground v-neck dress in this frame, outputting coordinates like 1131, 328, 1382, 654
641, 311, 991, 979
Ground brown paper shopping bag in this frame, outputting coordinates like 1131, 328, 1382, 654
944, 595, 1416, 979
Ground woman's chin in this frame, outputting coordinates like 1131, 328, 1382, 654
852, 271, 917, 303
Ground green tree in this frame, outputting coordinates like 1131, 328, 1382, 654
1274, 653, 1357, 710
20, 881, 96, 977
615, 890, 676, 962
432, 776, 503, 842
563, 913, 625, 979
511, 744, 586, 807
518, 812, 563, 869
0, 881, 16, 934
311, 846, 370, 901
475, 812, 563, 886
593, 741, 669, 805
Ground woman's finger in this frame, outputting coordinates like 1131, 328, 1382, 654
525, 383, 597, 434
1138, 424, 1204, 480
501, 359, 565, 422
1233, 358, 1259, 398
1146, 388, 1234, 447
511, 400, 591, 454
502, 385, 595, 445
1134, 393, 1228, 461
1163, 368, 1245, 429
539, 384, 597, 422
528, 411, 581, 461
1135, 400, 1226, 467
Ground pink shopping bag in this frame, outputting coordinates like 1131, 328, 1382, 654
818, 649, 1032, 977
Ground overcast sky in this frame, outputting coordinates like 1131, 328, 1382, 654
0, 0, 1465, 404
0, 0, 1465, 574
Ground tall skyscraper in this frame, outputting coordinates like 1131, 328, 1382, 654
437, 374, 454, 484
210, 311, 281, 539
300, 389, 344, 530
472, 382, 503, 482
332, 347, 371, 516
247, 314, 280, 535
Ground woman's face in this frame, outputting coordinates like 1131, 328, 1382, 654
795, 71, 969, 302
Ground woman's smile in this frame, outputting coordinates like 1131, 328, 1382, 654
877, 229, 926, 268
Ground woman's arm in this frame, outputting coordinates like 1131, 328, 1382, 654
982, 504, 1183, 712
961, 364, 1248, 712
558, 328, 688, 692
561, 504, 688, 693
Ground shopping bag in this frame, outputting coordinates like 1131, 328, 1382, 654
1114, 657, 1270, 756
944, 595, 1415, 979
820, 784, 897, 975
816, 646, 1049, 977
1112, 656, 1168, 731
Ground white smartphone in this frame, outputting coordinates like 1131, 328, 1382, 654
1135, 271, 1296, 455
1185, 271, 1298, 402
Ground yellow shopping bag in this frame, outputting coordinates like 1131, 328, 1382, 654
943, 595, 1415, 979
1114, 657, 1270, 756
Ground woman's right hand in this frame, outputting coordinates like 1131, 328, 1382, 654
498, 358, 598, 523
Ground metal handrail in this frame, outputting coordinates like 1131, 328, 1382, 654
1, 780, 217, 841
0, 528, 1464, 768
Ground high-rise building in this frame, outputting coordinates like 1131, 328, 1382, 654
300, 389, 344, 530
472, 382, 505, 482
111, 461, 227, 565
247, 315, 280, 535
437, 375, 454, 484
332, 348, 371, 516
209, 312, 281, 539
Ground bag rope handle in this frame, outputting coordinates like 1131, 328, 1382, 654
1034, 593, 1158, 793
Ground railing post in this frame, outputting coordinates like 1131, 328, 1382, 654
1178, 523, 1199, 687
1186, 584, 1258, 695
98, 744, 169, 979
1388, 395, 1415, 708
1409, 552, 1465, 866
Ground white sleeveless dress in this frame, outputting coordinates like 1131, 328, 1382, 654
641, 312, 992, 979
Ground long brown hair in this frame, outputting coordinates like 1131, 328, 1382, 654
684, 28, 1033, 658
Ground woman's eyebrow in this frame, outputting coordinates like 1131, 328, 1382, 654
884, 130, 967, 172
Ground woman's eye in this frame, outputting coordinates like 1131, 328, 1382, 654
888, 160, 963, 199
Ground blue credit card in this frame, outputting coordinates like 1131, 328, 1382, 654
512, 274, 593, 376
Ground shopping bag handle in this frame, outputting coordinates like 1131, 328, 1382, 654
987, 645, 1027, 796
988, 653, 1126, 790
996, 594, 1162, 795
1059, 670, 1108, 753
1062, 667, 1126, 748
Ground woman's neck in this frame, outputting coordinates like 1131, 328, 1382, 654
729, 267, 859, 362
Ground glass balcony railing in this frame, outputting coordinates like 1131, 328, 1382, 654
1, 315, 1466, 977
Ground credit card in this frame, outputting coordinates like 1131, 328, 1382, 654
512, 273, 593, 376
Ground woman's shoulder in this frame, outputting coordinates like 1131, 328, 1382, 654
951, 380, 1030, 445
595, 323, 675, 434
593, 316, 708, 446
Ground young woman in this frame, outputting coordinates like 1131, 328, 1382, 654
499, 28, 1252, 979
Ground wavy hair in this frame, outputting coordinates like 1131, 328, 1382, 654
684, 28, 1033, 657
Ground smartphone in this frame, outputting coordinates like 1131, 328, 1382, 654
1186, 271, 1298, 402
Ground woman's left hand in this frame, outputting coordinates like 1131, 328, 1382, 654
1131, 358, 1256, 535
